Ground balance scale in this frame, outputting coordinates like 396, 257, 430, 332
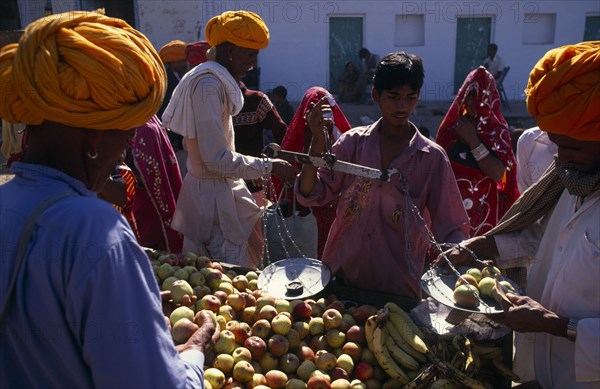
256, 143, 400, 300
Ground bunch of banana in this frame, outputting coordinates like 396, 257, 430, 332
471, 342, 521, 383
365, 303, 440, 388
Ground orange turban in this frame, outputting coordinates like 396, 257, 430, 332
0, 10, 166, 131
205, 11, 269, 50
185, 40, 211, 66
159, 40, 187, 63
526, 41, 600, 141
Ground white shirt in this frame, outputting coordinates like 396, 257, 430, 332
516, 127, 558, 192
483, 54, 505, 78
163, 62, 271, 266
495, 189, 600, 387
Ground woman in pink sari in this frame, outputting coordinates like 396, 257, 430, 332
128, 115, 184, 253
278, 86, 352, 258
436, 66, 519, 236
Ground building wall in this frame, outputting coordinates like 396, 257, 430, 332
10, 0, 600, 102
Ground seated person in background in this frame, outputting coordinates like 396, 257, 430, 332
271, 85, 294, 126
233, 81, 289, 266
337, 61, 360, 103
296, 53, 470, 300
483, 43, 505, 80
356, 48, 381, 103
127, 115, 184, 253
280, 86, 352, 259
436, 66, 519, 237
516, 126, 558, 192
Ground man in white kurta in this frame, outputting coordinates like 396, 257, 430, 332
438, 41, 600, 387
162, 11, 296, 267
516, 126, 558, 192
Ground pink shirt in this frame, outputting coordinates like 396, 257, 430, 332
297, 121, 469, 299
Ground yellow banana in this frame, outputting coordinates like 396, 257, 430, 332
401, 364, 437, 389
365, 315, 378, 353
372, 326, 409, 384
384, 329, 420, 370
435, 360, 491, 389
386, 310, 429, 354
491, 357, 521, 383
384, 319, 427, 363
450, 350, 466, 372
463, 337, 479, 377
384, 302, 425, 338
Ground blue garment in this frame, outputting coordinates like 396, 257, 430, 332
0, 163, 204, 388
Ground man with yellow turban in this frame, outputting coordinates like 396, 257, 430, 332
163, 10, 298, 268
0, 10, 216, 387
438, 41, 600, 388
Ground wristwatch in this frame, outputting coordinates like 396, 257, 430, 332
567, 318, 578, 341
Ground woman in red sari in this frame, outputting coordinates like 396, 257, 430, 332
279, 86, 352, 258
436, 66, 519, 236
128, 115, 184, 253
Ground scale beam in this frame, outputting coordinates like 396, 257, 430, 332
264, 143, 398, 182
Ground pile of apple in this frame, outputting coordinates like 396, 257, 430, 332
452, 265, 518, 309
148, 250, 399, 389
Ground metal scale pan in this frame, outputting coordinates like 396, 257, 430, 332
258, 257, 331, 300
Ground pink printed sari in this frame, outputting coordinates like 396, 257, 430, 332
436, 67, 519, 236
130, 116, 183, 253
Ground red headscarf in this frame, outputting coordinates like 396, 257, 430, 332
185, 41, 211, 66
276, 87, 352, 258
280, 86, 352, 153
436, 67, 519, 236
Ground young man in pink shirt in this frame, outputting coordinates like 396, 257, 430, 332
297, 52, 470, 301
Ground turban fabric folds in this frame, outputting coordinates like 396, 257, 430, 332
185, 40, 211, 66
205, 11, 269, 50
159, 40, 186, 63
0, 10, 166, 131
526, 41, 600, 141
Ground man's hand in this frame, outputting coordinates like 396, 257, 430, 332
305, 96, 333, 146
177, 310, 219, 355
272, 159, 299, 187
435, 242, 475, 274
492, 294, 568, 337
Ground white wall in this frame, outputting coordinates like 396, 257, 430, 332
19, 0, 597, 102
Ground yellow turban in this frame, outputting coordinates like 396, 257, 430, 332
205, 11, 269, 50
0, 10, 166, 131
526, 41, 600, 141
159, 40, 187, 63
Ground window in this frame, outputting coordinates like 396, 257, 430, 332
522, 13, 556, 45
584, 15, 600, 40
394, 14, 425, 46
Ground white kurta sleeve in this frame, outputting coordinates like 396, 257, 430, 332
191, 76, 271, 180
493, 221, 544, 268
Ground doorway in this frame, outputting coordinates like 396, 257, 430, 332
329, 17, 363, 94
454, 17, 491, 92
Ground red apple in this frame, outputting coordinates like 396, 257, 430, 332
297, 345, 316, 362
279, 352, 300, 374
346, 325, 366, 346
226, 293, 246, 312
329, 366, 349, 381
244, 335, 267, 361
257, 305, 278, 322
292, 301, 313, 320
307, 374, 331, 389
342, 342, 362, 362
227, 320, 252, 344
212, 290, 228, 304
268, 334, 289, 357
265, 369, 288, 389
251, 319, 272, 340
322, 308, 343, 330
355, 361, 374, 381
199, 294, 221, 313
326, 300, 345, 315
